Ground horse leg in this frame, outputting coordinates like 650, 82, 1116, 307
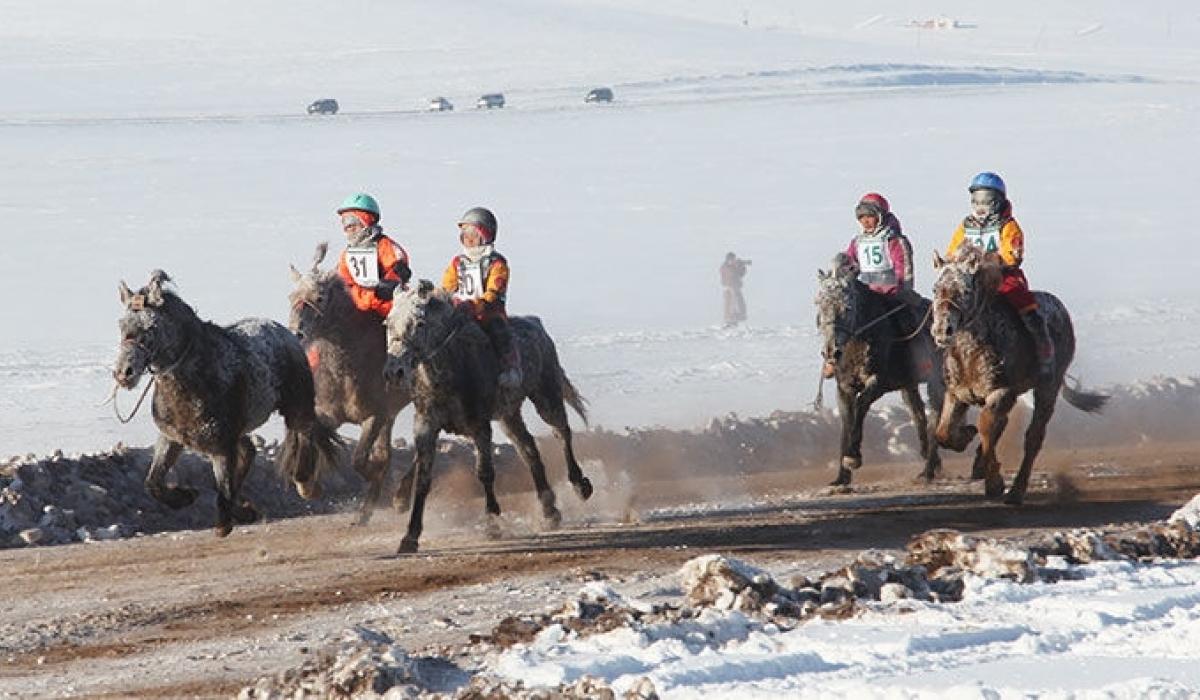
350, 415, 388, 527
901, 386, 937, 481
1006, 386, 1057, 505
211, 444, 240, 537
935, 395, 976, 453
977, 390, 1017, 500
144, 435, 195, 509
530, 391, 592, 500
831, 385, 857, 486
230, 436, 259, 524
501, 412, 562, 529
472, 423, 505, 538
847, 380, 886, 468
398, 420, 438, 554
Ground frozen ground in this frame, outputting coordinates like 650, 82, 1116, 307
1, 1, 1198, 455
1, 3, 1199, 696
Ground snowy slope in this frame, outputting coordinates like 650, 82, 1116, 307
0, 1, 1198, 455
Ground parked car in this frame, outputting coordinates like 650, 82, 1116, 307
307, 98, 339, 115
476, 93, 505, 109
428, 96, 454, 112
585, 87, 614, 104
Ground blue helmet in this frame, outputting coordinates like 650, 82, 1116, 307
968, 172, 1006, 195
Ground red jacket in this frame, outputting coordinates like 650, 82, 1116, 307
337, 234, 409, 317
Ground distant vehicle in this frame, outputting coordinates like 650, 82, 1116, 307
585, 87, 614, 104
476, 93, 505, 109
307, 98, 339, 115
428, 96, 454, 112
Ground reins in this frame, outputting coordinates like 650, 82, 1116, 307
106, 335, 196, 424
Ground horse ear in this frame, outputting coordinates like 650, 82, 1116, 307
146, 269, 171, 306
415, 279, 435, 299
817, 268, 829, 282
289, 264, 302, 283
312, 242, 328, 272
932, 250, 945, 270
118, 281, 133, 305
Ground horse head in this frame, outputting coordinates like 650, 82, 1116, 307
931, 243, 1002, 347
287, 242, 346, 343
383, 279, 459, 383
815, 252, 861, 365
113, 270, 191, 388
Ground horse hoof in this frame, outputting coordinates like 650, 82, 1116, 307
543, 508, 563, 531
1003, 491, 1025, 506
830, 468, 852, 487
574, 477, 593, 501
397, 538, 419, 554
233, 501, 258, 524
213, 523, 232, 538
295, 480, 322, 501
841, 456, 862, 470
985, 478, 1006, 500
392, 495, 411, 514
486, 517, 506, 540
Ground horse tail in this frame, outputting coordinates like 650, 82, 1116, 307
1062, 381, 1109, 414
279, 417, 344, 488
560, 369, 589, 425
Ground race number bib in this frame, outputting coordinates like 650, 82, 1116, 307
345, 246, 380, 287
965, 227, 1001, 253
454, 259, 486, 301
856, 239, 891, 273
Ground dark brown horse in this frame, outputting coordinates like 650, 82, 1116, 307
931, 245, 1109, 504
816, 253, 945, 486
382, 281, 593, 554
113, 270, 341, 536
288, 243, 411, 525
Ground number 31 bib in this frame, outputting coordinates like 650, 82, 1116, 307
345, 246, 380, 288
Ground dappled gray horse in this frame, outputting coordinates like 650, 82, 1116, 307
382, 281, 593, 554
113, 270, 341, 536
288, 243, 411, 525
816, 252, 945, 486
931, 245, 1108, 504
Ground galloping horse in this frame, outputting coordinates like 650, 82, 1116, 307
382, 281, 593, 554
113, 270, 341, 536
931, 245, 1108, 504
816, 253, 945, 486
288, 243, 411, 525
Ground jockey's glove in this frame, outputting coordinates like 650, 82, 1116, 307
375, 280, 398, 301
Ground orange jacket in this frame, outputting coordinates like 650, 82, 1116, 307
947, 217, 1025, 268
337, 235, 409, 317
441, 251, 509, 320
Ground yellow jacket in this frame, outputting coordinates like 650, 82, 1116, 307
441, 250, 509, 320
947, 217, 1024, 268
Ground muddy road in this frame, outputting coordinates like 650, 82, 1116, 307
2, 442, 1198, 698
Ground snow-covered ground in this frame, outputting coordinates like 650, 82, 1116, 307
3, 3, 1200, 696
2, 1, 1197, 455
490, 559, 1200, 698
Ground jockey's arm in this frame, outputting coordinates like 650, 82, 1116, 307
999, 220, 1025, 268
481, 259, 510, 309
946, 223, 966, 258
440, 259, 459, 295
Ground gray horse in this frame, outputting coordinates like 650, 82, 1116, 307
113, 270, 341, 536
816, 253, 945, 486
382, 281, 593, 554
288, 243, 411, 525
931, 245, 1108, 504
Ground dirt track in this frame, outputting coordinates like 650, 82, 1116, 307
2, 441, 1198, 699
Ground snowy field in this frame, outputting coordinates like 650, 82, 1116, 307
2, 3, 1200, 697
2, 1, 1198, 456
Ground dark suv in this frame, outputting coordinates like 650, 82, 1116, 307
307, 99, 339, 115
476, 93, 505, 109
585, 87, 614, 104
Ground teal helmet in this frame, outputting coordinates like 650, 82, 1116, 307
337, 193, 381, 220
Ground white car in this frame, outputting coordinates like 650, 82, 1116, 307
428, 97, 453, 112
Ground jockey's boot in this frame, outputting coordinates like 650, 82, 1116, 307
1020, 310, 1055, 380
498, 347, 523, 389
